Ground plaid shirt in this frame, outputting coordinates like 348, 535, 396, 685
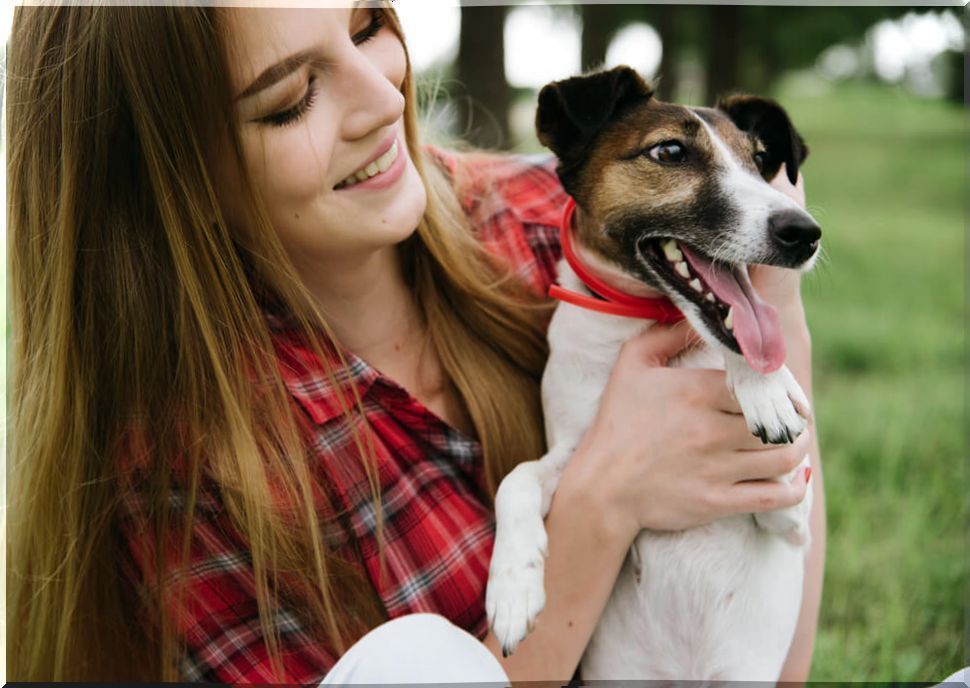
119, 149, 566, 684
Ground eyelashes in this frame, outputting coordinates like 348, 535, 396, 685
262, 75, 318, 128
352, 8, 385, 47
261, 10, 387, 129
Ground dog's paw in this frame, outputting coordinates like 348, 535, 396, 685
754, 505, 811, 547
729, 363, 811, 445
485, 517, 548, 656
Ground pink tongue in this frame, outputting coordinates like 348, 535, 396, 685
679, 245, 785, 374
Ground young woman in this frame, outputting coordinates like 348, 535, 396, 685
6, 4, 824, 684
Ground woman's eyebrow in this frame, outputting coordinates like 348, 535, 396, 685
237, 49, 316, 100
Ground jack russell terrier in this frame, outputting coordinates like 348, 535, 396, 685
486, 66, 821, 682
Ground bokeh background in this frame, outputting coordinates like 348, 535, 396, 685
396, 1, 967, 682
0, 2, 964, 684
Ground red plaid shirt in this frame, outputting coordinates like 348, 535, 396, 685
118, 149, 567, 684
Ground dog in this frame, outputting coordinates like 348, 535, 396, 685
486, 66, 820, 681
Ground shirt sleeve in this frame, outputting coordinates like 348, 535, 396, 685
117, 470, 338, 685
429, 146, 566, 296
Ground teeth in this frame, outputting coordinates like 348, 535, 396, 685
377, 144, 396, 172
662, 240, 683, 262
689, 278, 703, 292
337, 140, 399, 189
724, 307, 734, 330
705, 292, 716, 303
675, 261, 690, 279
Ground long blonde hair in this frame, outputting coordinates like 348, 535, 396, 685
7, 5, 550, 681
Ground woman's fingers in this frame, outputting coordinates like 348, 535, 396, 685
725, 467, 810, 514
730, 431, 813, 480
624, 320, 696, 367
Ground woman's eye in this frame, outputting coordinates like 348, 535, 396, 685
261, 76, 317, 128
647, 141, 687, 164
352, 9, 386, 46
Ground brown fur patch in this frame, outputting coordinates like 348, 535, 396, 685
568, 99, 752, 268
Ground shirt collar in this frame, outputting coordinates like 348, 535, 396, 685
267, 311, 381, 426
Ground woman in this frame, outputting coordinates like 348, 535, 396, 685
6, 4, 824, 684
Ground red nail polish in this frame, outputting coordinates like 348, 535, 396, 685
804, 466, 812, 482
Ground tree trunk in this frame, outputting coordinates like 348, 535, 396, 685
654, 6, 678, 101
704, 6, 742, 105
581, 4, 615, 72
456, 5, 509, 149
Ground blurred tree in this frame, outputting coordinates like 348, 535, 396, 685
653, 6, 680, 101
576, 4, 920, 104
457, 4, 509, 149
580, 4, 620, 72
704, 6, 742, 103
578, 4, 683, 99
731, 5, 912, 91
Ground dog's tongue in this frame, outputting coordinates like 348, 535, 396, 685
679, 245, 785, 374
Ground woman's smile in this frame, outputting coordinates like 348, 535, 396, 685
333, 130, 405, 191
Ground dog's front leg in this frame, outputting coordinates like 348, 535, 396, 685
725, 354, 813, 546
486, 441, 574, 656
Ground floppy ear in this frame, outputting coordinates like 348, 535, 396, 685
536, 66, 653, 172
716, 95, 808, 185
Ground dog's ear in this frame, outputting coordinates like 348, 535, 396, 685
536, 66, 653, 168
716, 95, 808, 185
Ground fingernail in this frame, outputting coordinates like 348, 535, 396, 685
804, 466, 812, 483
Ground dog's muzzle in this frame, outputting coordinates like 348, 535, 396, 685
768, 210, 821, 266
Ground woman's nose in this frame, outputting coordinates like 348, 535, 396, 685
336, 46, 406, 142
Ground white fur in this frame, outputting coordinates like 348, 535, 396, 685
487, 108, 818, 680
692, 111, 810, 266
486, 258, 812, 680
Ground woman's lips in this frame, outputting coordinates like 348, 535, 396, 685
334, 132, 404, 191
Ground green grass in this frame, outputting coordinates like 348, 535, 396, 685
773, 76, 966, 681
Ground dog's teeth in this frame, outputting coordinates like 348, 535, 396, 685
662, 240, 683, 262
705, 292, 716, 303
690, 278, 703, 292
724, 307, 734, 330
675, 261, 690, 279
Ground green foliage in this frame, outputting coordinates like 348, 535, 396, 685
774, 77, 967, 681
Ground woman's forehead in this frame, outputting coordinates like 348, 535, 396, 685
221, 7, 354, 93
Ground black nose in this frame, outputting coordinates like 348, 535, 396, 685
768, 210, 821, 256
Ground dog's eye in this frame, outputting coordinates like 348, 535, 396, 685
648, 141, 687, 164
753, 151, 768, 172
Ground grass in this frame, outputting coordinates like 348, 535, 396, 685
772, 76, 966, 681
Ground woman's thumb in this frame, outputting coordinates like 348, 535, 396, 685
631, 320, 697, 367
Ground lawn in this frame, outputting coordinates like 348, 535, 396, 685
773, 77, 966, 682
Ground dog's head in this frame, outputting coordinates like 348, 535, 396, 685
536, 65, 821, 373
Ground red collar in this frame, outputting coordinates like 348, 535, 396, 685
549, 198, 685, 323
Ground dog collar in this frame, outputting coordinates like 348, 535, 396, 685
549, 198, 685, 323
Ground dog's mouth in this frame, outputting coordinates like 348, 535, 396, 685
638, 239, 786, 374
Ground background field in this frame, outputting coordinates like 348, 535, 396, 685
774, 77, 965, 681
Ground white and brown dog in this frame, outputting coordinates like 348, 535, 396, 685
486, 66, 821, 681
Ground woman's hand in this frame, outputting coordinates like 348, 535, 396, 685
561, 320, 812, 543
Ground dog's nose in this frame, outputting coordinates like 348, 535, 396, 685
768, 210, 821, 254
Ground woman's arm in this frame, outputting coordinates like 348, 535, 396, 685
756, 168, 827, 683
483, 459, 635, 683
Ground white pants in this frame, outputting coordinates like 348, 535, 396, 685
938, 666, 968, 686
319, 616, 966, 687
320, 613, 510, 686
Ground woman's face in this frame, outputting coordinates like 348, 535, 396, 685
217, 7, 426, 266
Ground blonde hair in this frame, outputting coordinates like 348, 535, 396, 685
7, 5, 549, 681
